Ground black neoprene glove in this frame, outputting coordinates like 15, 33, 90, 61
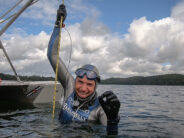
99, 91, 120, 121
99, 91, 120, 135
55, 4, 67, 26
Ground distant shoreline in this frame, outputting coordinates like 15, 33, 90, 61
100, 74, 184, 85
1, 73, 184, 85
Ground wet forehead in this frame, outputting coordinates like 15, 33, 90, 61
76, 75, 95, 84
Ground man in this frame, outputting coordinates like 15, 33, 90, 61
47, 4, 120, 135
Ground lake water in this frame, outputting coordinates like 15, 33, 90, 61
0, 85, 184, 137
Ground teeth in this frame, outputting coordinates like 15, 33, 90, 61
79, 91, 88, 94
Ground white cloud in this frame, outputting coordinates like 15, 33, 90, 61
71, 50, 83, 61
1, 0, 184, 79
0, 0, 99, 27
81, 36, 104, 53
0, 29, 51, 75
12, 0, 100, 27
67, 0, 100, 20
171, 0, 184, 22
79, 18, 109, 36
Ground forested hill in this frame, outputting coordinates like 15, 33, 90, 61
100, 74, 184, 85
1, 73, 184, 85
0, 73, 54, 81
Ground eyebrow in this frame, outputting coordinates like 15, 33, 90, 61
87, 82, 94, 86
77, 77, 95, 83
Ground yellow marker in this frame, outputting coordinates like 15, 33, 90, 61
52, 0, 65, 121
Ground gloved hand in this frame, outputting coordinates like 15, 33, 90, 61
55, 4, 67, 26
99, 91, 120, 121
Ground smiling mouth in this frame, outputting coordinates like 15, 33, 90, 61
79, 92, 88, 95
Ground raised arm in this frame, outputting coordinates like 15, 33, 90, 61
47, 4, 74, 97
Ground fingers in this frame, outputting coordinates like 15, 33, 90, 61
106, 93, 117, 101
59, 4, 65, 9
99, 91, 120, 120
57, 4, 67, 23
98, 95, 105, 106
101, 91, 119, 104
101, 91, 113, 97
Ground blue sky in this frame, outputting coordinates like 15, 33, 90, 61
87, 0, 179, 33
3, 0, 180, 34
1, 0, 184, 78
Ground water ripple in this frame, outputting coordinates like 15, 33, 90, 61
0, 85, 184, 137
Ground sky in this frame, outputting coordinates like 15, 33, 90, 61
0, 0, 184, 79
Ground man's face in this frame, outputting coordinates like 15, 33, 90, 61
75, 75, 96, 99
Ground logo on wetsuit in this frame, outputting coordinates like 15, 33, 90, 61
60, 92, 90, 122
63, 102, 88, 121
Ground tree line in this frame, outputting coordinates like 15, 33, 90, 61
1, 73, 184, 85
100, 74, 184, 85
0, 73, 54, 81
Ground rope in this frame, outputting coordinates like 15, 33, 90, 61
0, 14, 16, 24
64, 27, 73, 69
0, 0, 41, 24
30, 0, 40, 6
0, 0, 23, 20
52, 0, 65, 121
